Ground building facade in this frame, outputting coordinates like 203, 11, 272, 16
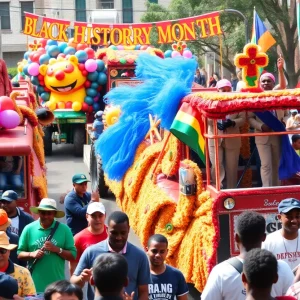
0, 0, 172, 67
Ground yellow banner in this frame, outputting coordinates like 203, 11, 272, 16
23, 12, 222, 45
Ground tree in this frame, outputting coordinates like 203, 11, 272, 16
141, 0, 299, 87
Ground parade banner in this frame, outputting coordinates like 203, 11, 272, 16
22, 11, 222, 45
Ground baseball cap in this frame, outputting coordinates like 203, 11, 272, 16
0, 209, 11, 230
216, 79, 232, 89
0, 272, 18, 298
291, 109, 298, 114
87, 202, 106, 215
1, 190, 18, 202
72, 174, 90, 184
278, 198, 300, 214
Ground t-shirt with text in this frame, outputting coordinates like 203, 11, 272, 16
149, 265, 188, 300
263, 229, 300, 270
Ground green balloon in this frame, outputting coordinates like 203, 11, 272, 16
120, 58, 127, 64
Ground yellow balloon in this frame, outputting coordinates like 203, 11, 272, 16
57, 102, 65, 109
46, 101, 56, 111
72, 102, 82, 111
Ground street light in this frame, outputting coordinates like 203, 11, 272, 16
221, 9, 249, 44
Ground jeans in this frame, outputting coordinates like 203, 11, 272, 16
0, 173, 23, 190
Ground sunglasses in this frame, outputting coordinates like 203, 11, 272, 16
0, 248, 8, 254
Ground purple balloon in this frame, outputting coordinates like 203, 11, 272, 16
183, 50, 193, 58
85, 59, 98, 72
28, 62, 40, 76
0, 110, 20, 129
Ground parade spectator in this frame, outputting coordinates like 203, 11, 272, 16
263, 198, 300, 271
64, 173, 99, 236
242, 248, 296, 300
0, 231, 36, 296
69, 202, 107, 275
201, 211, 293, 300
17, 198, 77, 293
0, 208, 24, 266
0, 272, 19, 299
200, 68, 207, 86
286, 110, 300, 131
0, 59, 12, 97
231, 73, 238, 91
194, 68, 201, 84
0, 190, 34, 236
44, 280, 83, 300
146, 234, 189, 300
292, 135, 300, 155
248, 56, 288, 187
208, 79, 245, 188
208, 73, 219, 87
92, 253, 130, 300
71, 211, 150, 300
236, 70, 245, 92
91, 111, 104, 140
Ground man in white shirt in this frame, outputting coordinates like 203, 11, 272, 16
263, 198, 300, 271
201, 211, 294, 300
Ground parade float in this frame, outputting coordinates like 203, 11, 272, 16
0, 80, 51, 212
20, 11, 300, 292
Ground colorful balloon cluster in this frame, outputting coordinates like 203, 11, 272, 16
0, 96, 20, 129
164, 41, 193, 59
20, 38, 107, 112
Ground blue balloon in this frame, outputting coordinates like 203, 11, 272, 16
37, 86, 45, 94
91, 82, 99, 89
84, 96, 94, 105
40, 92, 50, 101
97, 72, 107, 85
39, 54, 51, 65
96, 60, 105, 72
31, 76, 39, 86
87, 71, 98, 82
58, 42, 68, 53
93, 103, 101, 111
75, 50, 88, 63
47, 40, 58, 46
135, 45, 141, 50
24, 51, 30, 60
164, 50, 172, 58
23, 65, 29, 76
64, 46, 76, 56
48, 45, 60, 57
86, 88, 97, 97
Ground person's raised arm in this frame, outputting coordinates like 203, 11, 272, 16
274, 55, 286, 90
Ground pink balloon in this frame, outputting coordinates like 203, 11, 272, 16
171, 51, 181, 58
183, 50, 193, 58
0, 110, 20, 129
28, 62, 40, 76
85, 59, 98, 72
117, 45, 124, 50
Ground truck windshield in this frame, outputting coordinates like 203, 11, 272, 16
0, 156, 26, 198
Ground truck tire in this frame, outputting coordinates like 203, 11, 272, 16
90, 145, 109, 197
43, 127, 53, 156
73, 124, 85, 157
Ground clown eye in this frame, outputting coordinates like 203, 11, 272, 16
65, 64, 74, 73
47, 68, 54, 76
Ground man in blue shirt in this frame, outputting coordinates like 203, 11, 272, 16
64, 174, 99, 235
91, 111, 104, 140
146, 234, 189, 300
70, 211, 150, 300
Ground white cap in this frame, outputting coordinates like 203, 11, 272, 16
87, 202, 106, 215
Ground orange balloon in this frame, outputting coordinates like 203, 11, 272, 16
68, 38, 78, 48
57, 102, 65, 109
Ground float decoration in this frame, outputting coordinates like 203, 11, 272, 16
234, 43, 268, 89
164, 41, 194, 59
20, 38, 108, 112
0, 96, 21, 129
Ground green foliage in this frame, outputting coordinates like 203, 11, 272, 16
7, 67, 18, 78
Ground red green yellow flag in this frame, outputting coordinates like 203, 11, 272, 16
170, 102, 205, 164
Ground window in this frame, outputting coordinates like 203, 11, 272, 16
148, 0, 158, 3
21, 2, 33, 31
97, 0, 114, 9
122, 0, 133, 23
0, 2, 10, 30
75, 0, 86, 22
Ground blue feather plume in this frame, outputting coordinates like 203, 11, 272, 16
95, 53, 197, 181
